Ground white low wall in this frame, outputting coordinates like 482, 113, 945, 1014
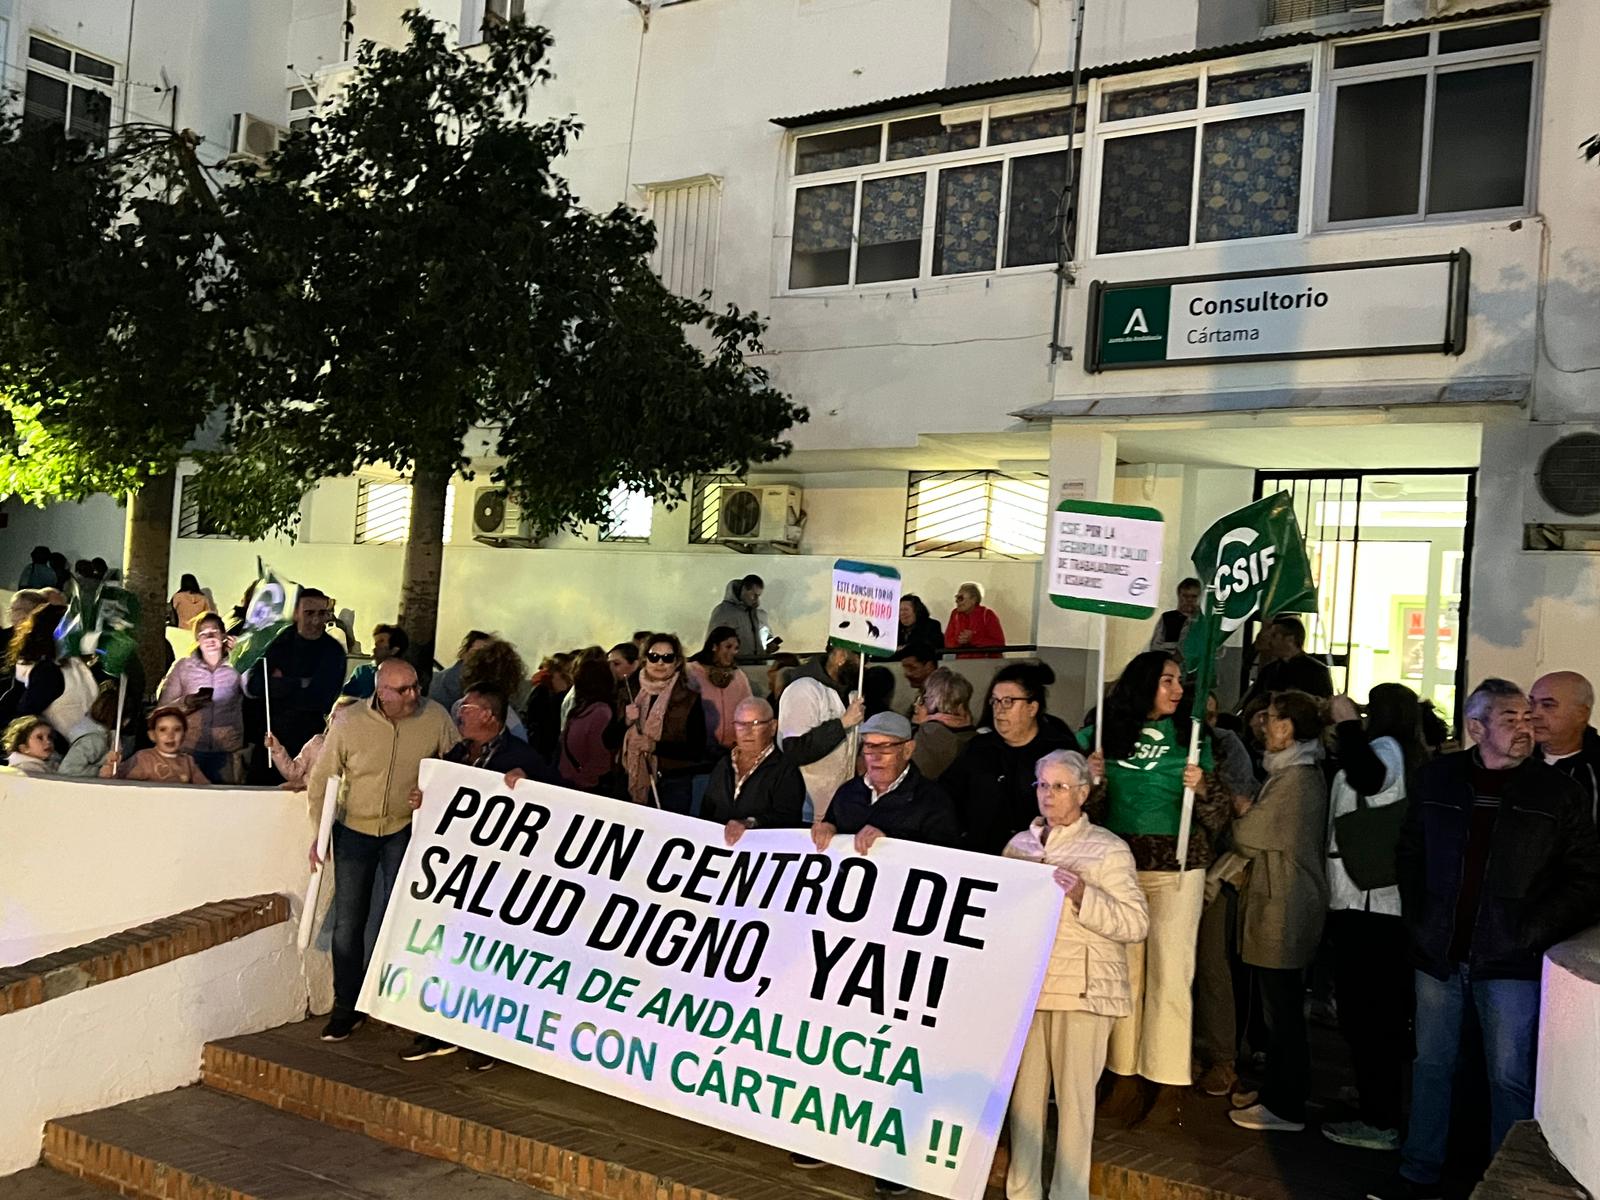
0, 923, 308, 1175
1537, 926, 1600, 1194
0, 773, 314, 968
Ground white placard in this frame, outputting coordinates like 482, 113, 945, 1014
828, 559, 902, 656
1049, 501, 1164, 619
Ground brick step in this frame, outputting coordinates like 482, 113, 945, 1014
39, 1085, 554, 1199
0, 1166, 117, 1198
202, 1017, 881, 1200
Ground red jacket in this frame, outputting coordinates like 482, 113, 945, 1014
945, 605, 1006, 656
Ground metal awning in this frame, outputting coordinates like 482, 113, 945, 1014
771, 1, 1543, 129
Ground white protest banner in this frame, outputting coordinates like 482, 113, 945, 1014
359, 760, 1062, 1200
1048, 500, 1164, 620
828, 559, 901, 657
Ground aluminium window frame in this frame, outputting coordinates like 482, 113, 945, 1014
22, 31, 118, 148
781, 98, 1085, 295
1083, 47, 1318, 260
1314, 15, 1543, 232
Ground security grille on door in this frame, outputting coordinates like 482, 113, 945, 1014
688, 474, 743, 544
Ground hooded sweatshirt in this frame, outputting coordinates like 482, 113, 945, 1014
708, 580, 772, 659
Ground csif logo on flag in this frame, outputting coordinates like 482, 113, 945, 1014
1209, 526, 1281, 633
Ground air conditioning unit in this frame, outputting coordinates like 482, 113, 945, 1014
471, 487, 539, 547
228, 112, 287, 161
716, 484, 803, 548
1523, 425, 1600, 550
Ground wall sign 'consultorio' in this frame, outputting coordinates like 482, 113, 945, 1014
1085, 250, 1470, 372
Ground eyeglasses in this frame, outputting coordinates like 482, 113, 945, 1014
992, 695, 1033, 712
1035, 779, 1086, 796
733, 719, 774, 730
862, 740, 909, 755
384, 682, 420, 694
645, 652, 678, 664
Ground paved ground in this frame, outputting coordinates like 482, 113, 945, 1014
46, 1086, 559, 1199
211, 1016, 1401, 1200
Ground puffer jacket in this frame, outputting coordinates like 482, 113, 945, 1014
1004, 815, 1150, 1016
158, 653, 245, 752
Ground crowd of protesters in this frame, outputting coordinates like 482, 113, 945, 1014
5, 555, 1599, 1200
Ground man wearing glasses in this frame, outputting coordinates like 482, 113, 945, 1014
308, 656, 460, 1044
252, 587, 349, 777
814, 712, 961, 855
703, 698, 806, 844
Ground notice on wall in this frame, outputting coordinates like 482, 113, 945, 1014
1048, 500, 1164, 619
359, 761, 1062, 1200
828, 559, 902, 656
1086, 251, 1469, 371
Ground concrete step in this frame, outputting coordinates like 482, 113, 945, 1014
40, 1084, 556, 1199
203, 1017, 880, 1200
0, 1166, 115, 1198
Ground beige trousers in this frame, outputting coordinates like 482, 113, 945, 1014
1106, 868, 1206, 1086
1006, 1009, 1116, 1200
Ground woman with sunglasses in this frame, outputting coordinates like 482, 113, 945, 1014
619, 633, 706, 813
157, 611, 245, 782
944, 661, 1076, 854
1080, 650, 1229, 1127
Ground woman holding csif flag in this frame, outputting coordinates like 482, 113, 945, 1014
1080, 651, 1229, 1126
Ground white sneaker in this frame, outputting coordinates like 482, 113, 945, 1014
1228, 1103, 1305, 1133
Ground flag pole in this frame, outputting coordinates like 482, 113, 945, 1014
263, 668, 274, 741
1095, 615, 1107, 758
112, 673, 127, 763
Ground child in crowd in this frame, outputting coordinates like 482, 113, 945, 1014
267, 694, 361, 789
4, 717, 58, 773
101, 705, 208, 785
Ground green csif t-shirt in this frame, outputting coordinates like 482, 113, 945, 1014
1077, 718, 1212, 837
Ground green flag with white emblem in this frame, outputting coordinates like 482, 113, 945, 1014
229, 559, 296, 675
1183, 490, 1317, 710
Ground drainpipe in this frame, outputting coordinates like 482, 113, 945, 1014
1047, 0, 1087, 364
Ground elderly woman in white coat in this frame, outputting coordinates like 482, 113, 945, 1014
1003, 749, 1150, 1200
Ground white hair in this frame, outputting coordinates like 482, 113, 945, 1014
1035, 749, 1091, 786
1465, 678, 1524, 724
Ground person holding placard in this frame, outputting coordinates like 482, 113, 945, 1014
1081, 651, 1228, 1126
1004, 749, 1148, 1200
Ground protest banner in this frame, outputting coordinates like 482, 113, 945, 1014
359, 760, 1063, 1200
1048, 500, 1165, 753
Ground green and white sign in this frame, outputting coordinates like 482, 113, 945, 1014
1087, 251, 1469, 372
1049, 500, 1164, 619
829, 559, 902, 656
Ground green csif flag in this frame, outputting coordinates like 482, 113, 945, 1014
1182, 491, 1318, 706
229, 559, 296, 675
55, 579, 143, 677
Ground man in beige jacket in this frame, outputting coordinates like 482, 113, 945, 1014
309, 657, 458, 1041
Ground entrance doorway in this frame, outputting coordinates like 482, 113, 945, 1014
1251, 469, 1475, 726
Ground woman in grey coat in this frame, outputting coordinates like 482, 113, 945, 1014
1227, 689, 1330, 1134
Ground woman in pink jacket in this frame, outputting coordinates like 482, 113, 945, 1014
1004, 749, 1149, 1200
156, 612, 244, 782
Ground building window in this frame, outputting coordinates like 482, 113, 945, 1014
904, 471, 1049, 559
177, 476, 227, 539
644, 176, 721, 299
688, 474, 745, 545
1325, 17, 1539, 225
1094, 58, 1311, 255
354, 479, 455, 545
288, 86, 316, 133
785, 102, 1085, 290
601, 486, 653, 542
23, 35, 115, 148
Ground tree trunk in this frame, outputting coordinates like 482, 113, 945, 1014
122, 470, 177, 700
398, 459, 450, 692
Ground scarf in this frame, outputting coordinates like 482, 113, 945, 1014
623, 671, 679, 804
702, 663, 737, 689
1263, 738, 1324, 775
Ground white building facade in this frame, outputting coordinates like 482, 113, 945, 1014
4, 0, 1598, 721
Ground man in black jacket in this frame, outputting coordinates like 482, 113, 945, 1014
1371, 678, 1600, 1200
703, 697, 806, 841
814, 712, 961, 852
1531, 670, 1600, 826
